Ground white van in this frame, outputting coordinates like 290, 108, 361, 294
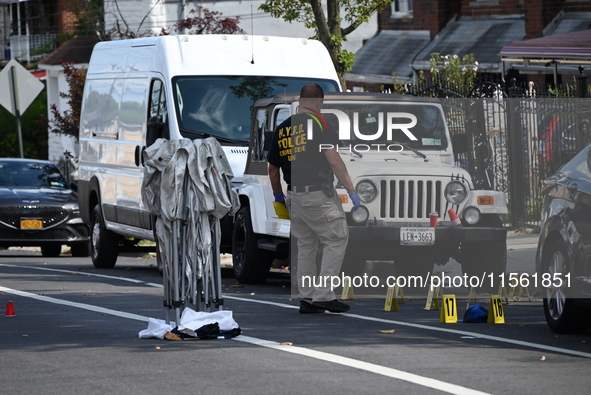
78, 34, 340, 269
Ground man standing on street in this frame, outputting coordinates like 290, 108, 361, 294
267, 83, 361, 314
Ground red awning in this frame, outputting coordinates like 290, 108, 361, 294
500, 29, 591, 61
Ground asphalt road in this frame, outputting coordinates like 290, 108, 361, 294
2, 233, 591, 395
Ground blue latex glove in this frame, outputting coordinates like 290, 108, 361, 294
349, 192, 361, 212
274, 193, 286, 203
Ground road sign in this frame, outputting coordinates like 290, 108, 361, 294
0, 59, 45, 157
0, 59, 44, 115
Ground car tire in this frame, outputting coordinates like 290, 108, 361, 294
41, 244, 62, 257
90, 204, 119, 268
542, 239, 591, 334
71, 242, 91, 257
232, 207, 271, 284
460, 240, 507, 290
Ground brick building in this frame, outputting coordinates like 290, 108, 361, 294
348, 0, 591, 91
0, 0, 82, 63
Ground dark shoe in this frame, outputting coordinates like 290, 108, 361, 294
311, 299, 350, 313
299, 300, 325, 314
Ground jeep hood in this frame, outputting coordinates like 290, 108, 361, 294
346, 158, 471, 180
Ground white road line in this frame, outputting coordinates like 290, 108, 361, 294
0, 283, 489, 395
238, 335, 489, 395
0, 264, 163, 288
3, 263, 591, 360
0, 285, 147, 322
226, 295, 591, 359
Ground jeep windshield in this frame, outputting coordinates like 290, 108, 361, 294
172, 76, 339, 143
320, 101, 449, 151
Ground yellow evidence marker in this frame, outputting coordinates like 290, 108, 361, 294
440, 294, 458, 323
488, 295, 505, 324
384, 285, 405, 311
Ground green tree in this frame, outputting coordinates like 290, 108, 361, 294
260, 0, 390, 89
429, 53, 479, 92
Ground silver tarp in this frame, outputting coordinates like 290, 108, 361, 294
142, 138, 239, 323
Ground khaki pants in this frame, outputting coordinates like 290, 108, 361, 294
287, 190, 348, 302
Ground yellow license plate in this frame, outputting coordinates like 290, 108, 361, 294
21, 219, 43, 229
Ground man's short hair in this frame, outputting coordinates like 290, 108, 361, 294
300, 83, 324, 99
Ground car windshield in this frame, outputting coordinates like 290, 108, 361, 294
321, 101, 449, 150
172, 76, 339, 142
0, 162, 68, 189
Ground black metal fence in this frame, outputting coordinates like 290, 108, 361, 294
402, 74, 591, 229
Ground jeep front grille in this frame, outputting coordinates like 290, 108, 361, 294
379, 179, 444, 220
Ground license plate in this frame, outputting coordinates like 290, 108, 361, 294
400, 227, 435, 245
21, 219, 43, 229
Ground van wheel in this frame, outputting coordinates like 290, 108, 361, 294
91, 204, 119, 268
41, 244, 62, 257
232, 207, 271, 284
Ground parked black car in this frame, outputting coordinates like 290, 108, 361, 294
0, 158, 90, 257
535, 143, 591, 333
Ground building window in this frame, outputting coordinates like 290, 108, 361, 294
391, 0, 413, 17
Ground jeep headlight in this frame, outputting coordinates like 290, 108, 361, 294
351, 206, 369, 224
444, 181, 468, 204
356, 180, 377, 203
463, 206, 480, 225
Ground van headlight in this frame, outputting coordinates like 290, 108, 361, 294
356, 180, 377, 203
444, 181, 467, 204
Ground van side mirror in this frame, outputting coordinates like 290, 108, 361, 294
147, 115, 165, 147
452, 133, 469, 154
263, 131, 275, 151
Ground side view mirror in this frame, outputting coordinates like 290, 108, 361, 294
69, 181, 78, 192
452, 133, 469, 154
147, 115, 165, 147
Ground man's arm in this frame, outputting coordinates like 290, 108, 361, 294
268, 163, 283, 195
323, 148, 354, 194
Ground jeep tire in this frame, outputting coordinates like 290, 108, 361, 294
232, 207, 272, 284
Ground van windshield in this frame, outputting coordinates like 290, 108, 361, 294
173, 76, 339, 143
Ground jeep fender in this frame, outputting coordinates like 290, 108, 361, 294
463, 190, 508, 215
238, 182, 278, 235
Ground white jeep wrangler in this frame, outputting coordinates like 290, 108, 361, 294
233, 92, 508, 285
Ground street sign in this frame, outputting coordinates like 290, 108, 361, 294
0, 59, 44, 116
0, 59, 45, 158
